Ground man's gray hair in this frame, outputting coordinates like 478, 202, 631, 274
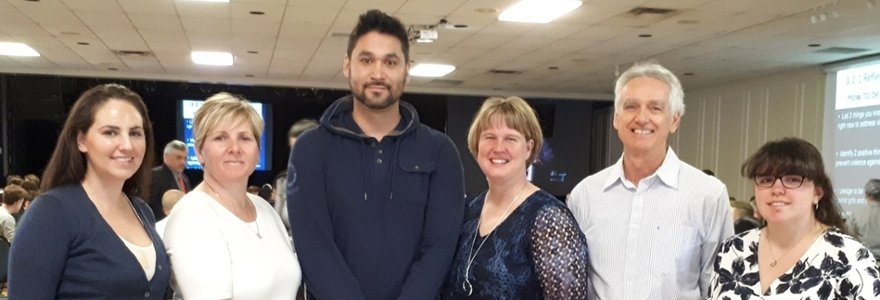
866, 178, 880, 201
614, 60, 686, 117
163, 140, 186, 154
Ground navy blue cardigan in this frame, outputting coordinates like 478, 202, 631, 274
9, 184, 171, 299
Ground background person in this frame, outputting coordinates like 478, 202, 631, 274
8, 83, 170, 299
442, 97, 589, 299
710, 137, 879, 299
149, 140, 190, 221
848, 178, 880, 259
274, 118, 318, 229
154, 189, 185, 239
163, 92, 300, 299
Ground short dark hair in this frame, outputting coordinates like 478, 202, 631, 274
347, 9, 409, 62
3, 184, 26, 206
741, 137, 846, 232
41, 83, 155, 200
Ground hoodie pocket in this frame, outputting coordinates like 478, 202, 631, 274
396, 158, 435, 205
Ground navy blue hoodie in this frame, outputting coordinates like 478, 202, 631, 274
288, 96, 465, 300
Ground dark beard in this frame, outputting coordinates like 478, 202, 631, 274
351, 83, 399, 110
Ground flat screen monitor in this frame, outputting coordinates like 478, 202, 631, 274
178, 99, 272, 171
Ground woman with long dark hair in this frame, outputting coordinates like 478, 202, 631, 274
9, 84, 170, 299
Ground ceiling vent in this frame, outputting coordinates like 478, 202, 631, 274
814, 47, 871, 54
628, 7, 676, 16
428, 79, 464, 87
489, 69, 521, 75
113, 50, 153, 57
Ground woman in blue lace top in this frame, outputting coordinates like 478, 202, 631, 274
442, 97, 589, 300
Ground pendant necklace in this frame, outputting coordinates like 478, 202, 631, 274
764, 224, 821, 267
203, 181, 261, 239
461, 182, 527, 296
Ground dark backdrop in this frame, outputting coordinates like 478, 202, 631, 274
1, 73, 610, 198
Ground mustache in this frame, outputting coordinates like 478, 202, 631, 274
364, 81, 390, 89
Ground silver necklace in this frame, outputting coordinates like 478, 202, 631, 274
763, 224, 820, 267
461, 183, 527, 296
203, 182, 261, 239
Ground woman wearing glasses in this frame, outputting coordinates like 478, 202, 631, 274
709, 137, 879, 299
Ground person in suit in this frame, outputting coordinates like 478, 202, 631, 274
150, 140, 190, 221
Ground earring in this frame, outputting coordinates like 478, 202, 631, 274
814, 202, 819, 210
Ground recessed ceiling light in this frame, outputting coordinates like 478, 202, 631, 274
548, 66, 559, 70
499, 0, 582, 24
247, 50, 258, 54
249, 11, 265, 15
108, 67, 119, 71
191, 51, 233, 66
0, 42, 40, 57
638, 34, 653, 38
409, 63, 456, 77
77, 42, 90, 45
683, 72, 695, 76
808, 43, 822, 47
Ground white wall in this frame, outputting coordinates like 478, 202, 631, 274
670, 67, 826, 202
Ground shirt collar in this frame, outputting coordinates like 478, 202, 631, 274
603, 146, 681, 190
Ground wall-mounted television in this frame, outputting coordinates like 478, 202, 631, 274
178, 99, 273, 171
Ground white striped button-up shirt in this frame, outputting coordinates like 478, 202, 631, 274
568, 148, 733, 300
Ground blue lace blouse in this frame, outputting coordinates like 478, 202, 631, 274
442, 190, 589, 300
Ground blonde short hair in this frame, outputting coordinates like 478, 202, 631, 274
467, 96, 543, 166
193, 93, 264, 151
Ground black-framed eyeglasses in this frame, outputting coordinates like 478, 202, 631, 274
754, 175, 807, 189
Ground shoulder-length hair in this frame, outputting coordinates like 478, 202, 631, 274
467, 96, 544, 167
741, 137, 846, 232
41, 83, 155, 200
192, 93, 263, 152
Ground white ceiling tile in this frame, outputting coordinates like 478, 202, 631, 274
343, 0, 407, 12
278, 22, 332, 39
75, 11, 134, 28
397, 0, 468, 16
175, 1, 230, 18
2, 23, 53, 37
286, 0, 346, 9
181, 16, 232, 34
644, 0, 713, 10
232, 19, 281, 37
129, 13, 184, 31
283, 6, 339, 25
62, 0, 122, 12
117, 0, 176, 14
231, 2, 285, 22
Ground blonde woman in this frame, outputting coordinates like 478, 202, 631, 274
164, 93, 300, 299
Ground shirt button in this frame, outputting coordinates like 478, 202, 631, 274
144, 291, 151, 297
376, 158, 383, 164
414, 165, 420, 171
377, 149, 383, 154
157, 265, 163, 270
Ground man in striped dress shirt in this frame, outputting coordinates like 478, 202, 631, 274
568, 61, 733, 300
